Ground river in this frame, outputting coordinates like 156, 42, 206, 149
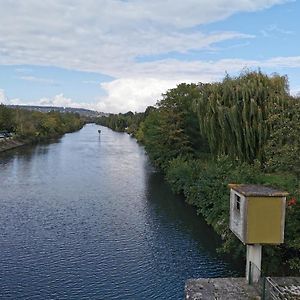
0, 124, 241, 299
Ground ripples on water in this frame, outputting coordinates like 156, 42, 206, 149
0, 124, 242, 299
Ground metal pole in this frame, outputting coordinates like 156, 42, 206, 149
248, 261, 252, 285
261, 276, 266, 300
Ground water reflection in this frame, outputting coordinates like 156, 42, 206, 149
0, 124, 242, 300
146, 171, 222, 252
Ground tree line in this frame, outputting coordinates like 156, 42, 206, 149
96, 71, 300, 275
0, 105, 84, 141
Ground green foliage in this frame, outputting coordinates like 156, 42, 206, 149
0, 105, 84, 141
166, 157, 195, 194
142, 83, 209, 169
166, 155, 300, 273
98, 70, 300, 275
157, 83, 209, 154
135, 121, 145, 143
166, 156, 260, 258
264, 98, 300, 176
96, 110, 147, 136
0, 104, 16, 131
142, 109, 171, 169
194, 71, 289, 163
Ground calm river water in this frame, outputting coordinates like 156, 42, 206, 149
0, 124, 241, 299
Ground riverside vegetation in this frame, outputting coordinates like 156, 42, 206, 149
97, 71, 300, 275
0, 105, 84, 145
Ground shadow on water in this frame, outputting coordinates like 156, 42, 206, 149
145, 170, 244, 274
0, 138, 61, 166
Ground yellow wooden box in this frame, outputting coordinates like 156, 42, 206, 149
229, 184, 288, 245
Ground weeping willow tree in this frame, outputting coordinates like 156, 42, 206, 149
264, 97, 300, 177
194, 71, 290, 163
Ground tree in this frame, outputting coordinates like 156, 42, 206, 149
142, 83, 208, 169
194, 71, 289, 163
264, 97, 300, 177
0, 104, 16, 131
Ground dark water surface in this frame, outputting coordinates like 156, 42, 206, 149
0, 124, 241, 299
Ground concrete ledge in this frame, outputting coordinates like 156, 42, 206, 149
185, 278, 260, 300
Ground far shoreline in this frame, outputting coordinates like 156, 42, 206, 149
0, 138, 26, 153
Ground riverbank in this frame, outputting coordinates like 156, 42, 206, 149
0, 138, 26, 152
0, 105, 85, 153
165, 156, 300, 275
95, 71, 300, 275
0, 125, 85, 153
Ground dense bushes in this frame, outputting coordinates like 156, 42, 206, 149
264, 98, 300, 176
166, 156, 299, 274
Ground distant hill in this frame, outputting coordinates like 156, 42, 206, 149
7, 105, 108, 117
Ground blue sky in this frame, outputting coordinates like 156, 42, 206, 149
0, 65, 111, 102
0, 0, 299, 112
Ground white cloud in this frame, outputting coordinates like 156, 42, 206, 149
0, 0, 296, 113
4, 54, 300, 113
2, 80, 180, 113
97, 78, 180, 113
261, 24, 294, 37
95, 55, 300, 113
82, 80, 99, 84
38, 94, 73, 107
290, 86, 300, 96
106, 56, 300, 82
2, 93, 99, 111
15, 67, 33, 73
18, 76, 56, 85
0, 89, 8, 104
263, 56, 300, 68
0, 89, 23, 106
0, 0, 287, 75
36, 94, 100, 111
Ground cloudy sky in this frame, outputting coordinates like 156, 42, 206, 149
0, 0, 299, 113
